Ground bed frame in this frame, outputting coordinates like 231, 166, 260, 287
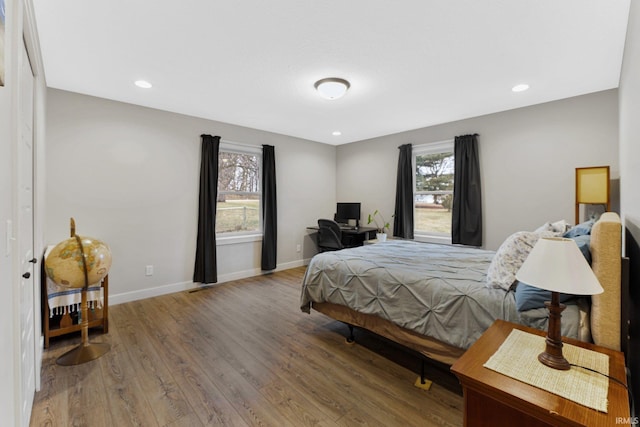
311, 212, 625, 366
624, 222, 639, 415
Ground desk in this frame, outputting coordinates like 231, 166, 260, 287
306, 225, 378, 247
450, 320, 630, 427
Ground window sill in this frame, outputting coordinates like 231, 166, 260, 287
414, 233, 452, 245
216, 234, 263, 246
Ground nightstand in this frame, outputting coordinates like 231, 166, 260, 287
450, 320, 630, 427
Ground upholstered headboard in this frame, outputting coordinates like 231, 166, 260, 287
590, 212, 622, 351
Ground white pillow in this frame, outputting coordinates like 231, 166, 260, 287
534, 219, 569, 235
486, 231, 551, 290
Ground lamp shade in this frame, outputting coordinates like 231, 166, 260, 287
515, 237, 603, 295
576, 166, 609, 204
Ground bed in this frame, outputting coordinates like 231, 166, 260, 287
300, 213, 623, 366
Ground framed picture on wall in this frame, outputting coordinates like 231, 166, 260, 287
0, 0, 5, 86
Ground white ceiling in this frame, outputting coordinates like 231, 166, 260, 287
32, 0, 630, 145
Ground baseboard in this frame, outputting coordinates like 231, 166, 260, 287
110, 258, 311, 305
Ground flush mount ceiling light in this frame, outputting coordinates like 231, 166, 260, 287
314, 78, 350, 100
512, 83, 529, 92
134, 80, 153, 89
332, 130, 342, 136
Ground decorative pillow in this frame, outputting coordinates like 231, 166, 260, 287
514, 283, 576, 311
535, 219, 570, 235
569, 234, 592, 264
564, 219, 595, 238
486, 231, 546, 291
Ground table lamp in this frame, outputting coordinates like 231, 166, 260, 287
515, 237, 603, 370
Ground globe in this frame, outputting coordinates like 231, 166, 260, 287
45, 235, 112, 288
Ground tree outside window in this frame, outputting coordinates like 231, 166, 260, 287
216, 149, 261, 234
414, 149, 454, 235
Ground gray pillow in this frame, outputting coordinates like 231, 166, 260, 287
514, 283, 576, 311
564, 219, 595, 238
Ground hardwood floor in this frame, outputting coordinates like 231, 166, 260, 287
30, 267, 463, 426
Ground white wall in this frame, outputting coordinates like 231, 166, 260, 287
620, 0, 640, 235
337, 90, 619, 250
45, 89, 335, 302
618, 0, 640, 409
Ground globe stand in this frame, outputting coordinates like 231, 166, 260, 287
56, 224, 111, 366
56, 289, 110, 366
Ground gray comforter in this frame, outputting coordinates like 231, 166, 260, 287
301, 240, 581, 350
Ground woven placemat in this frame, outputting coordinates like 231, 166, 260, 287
484, 329, 609, 412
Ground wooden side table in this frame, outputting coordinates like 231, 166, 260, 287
451, 320, 630, 427
43, 273, 109, 348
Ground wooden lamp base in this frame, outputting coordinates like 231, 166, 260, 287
539, 292, 570, 370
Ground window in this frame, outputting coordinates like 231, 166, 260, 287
413, 141, 454, 241
216, 143, 262, 235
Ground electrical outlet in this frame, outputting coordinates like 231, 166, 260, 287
145, 265, 153, 276
296, 244, 301, 253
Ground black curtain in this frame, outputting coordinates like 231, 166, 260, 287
452, 134, 482, 246
261, 145, 277, 270
393, 143, 414, 239
193, 134, 220, 283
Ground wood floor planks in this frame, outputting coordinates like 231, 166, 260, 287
30, 267, 463, 426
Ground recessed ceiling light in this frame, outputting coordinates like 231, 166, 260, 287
314, 78, 350, 100
512, 83, 529, 92
332, 131, 342, 136
134, 80, 153, 89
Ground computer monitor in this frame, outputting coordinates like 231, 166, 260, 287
335, 202, 361, 227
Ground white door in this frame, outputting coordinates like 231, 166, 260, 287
18, 38, 36, 427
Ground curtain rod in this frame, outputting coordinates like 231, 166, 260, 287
411, 138, 454, 150
410, 133, 479, 150
201, 135, 262, 149
220, 138, 262, 149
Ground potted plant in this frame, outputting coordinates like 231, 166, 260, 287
367, 210, 390, 242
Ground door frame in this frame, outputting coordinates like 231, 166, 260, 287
17, 34, 36, 427
21, 0, 46, 392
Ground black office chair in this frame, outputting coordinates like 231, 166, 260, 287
317, 219, 344, 252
